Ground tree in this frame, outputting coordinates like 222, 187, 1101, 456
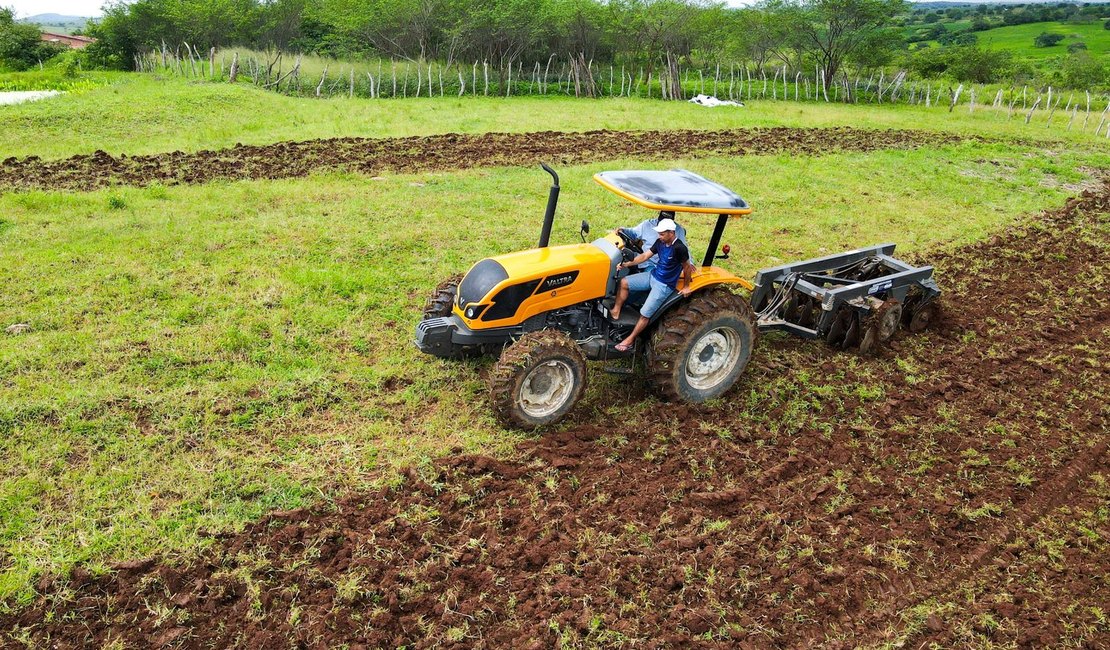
769, 0, 906, 82
0, 6, 65, 70
1033, 32, 1065, 47
734, 6, 792, 69
969, 17, 991, 32
944, 45, 1012, 83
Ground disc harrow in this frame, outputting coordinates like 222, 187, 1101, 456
751, 244, 941, 354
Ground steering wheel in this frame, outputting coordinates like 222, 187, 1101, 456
616, 229, 644, 260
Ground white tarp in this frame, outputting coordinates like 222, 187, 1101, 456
688, 94, 744, 107
0, 91, 63, 106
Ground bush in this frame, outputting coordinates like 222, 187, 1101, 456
1053, 52, 1108, 89
1104, 18, 1110, 30
946, 46, 1014, 83
907, 45, 950, 77
1067, 41, 1087, 53
1034, 32, 1065, 47
938, 31, 978, 46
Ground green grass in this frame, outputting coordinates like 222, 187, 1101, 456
977, 21, 1110, 60
1, 74, 1105, 162
1, 131, 1107, 606
0, 69, 121, 93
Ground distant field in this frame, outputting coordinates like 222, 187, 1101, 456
977, 20, 1110, 60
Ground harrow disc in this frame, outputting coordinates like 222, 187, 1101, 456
909, 301, 940, 333
841, 310, 862, 350
825, 305, 852, 347
859, 300, 902, 355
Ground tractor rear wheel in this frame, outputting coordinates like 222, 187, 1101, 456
489, 330, 587, 430
422, 274, 462, 320
647, 288, 755, 403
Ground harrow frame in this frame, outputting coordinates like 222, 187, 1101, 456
751, 244, 941, 341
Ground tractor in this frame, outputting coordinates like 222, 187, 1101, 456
415, 165, 940, 429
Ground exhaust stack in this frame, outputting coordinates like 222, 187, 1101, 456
537, 163, 560, 248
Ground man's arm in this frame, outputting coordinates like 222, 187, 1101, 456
679, 261, 695, 296
618, 250, 654, 269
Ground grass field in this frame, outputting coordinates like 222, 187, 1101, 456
1, 74, 1105, 162
1, 74, 1109, 611
977, 20, 1110, 60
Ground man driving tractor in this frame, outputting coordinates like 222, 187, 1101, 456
613, 210, 688, 274
610, 218, 696, 352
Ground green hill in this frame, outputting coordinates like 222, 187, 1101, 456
975, 21, 1109, 61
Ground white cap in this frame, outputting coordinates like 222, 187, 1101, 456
653, 218, 677, 233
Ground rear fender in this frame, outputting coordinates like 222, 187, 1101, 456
648, 267, 752, 326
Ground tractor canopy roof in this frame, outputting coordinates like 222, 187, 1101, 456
593, 169, 752, 216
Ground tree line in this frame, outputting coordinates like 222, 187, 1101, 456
79, 0, 905, 85
4, 0, 1107, 91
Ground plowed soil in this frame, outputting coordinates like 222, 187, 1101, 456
0, 127, 977, 193
3, 185, 1107, 647
4, 174, 1105, 643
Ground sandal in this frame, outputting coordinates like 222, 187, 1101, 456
614, 342, 633, 352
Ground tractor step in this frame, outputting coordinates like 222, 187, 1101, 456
601, 364, 635, 375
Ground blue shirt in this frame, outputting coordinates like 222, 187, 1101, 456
620, 218, 687, 271
650, 238, 690, 289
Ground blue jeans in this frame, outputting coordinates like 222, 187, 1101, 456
624, 272, 674, 319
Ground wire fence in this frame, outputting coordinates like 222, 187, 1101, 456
136, 45, 1110, 138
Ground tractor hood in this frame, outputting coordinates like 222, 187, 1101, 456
454, 240, 619, 330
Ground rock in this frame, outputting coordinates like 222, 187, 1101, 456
5, 323, 30, 335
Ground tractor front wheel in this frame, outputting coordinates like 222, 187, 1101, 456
647, 288, 755, 403
422, 274, 462, 320
489, 330, 587, 430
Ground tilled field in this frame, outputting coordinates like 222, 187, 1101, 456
0, 127, 978, 193
2, 178, 1106, 647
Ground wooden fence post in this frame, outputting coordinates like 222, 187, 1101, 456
1024, 96, 1042, 124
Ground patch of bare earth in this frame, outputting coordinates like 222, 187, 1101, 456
0, 127, 979, 193
2, 181, 1107, 648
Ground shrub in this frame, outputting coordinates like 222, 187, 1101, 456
946, 46, 1014, 83
939, 31, 978, 46
1067, 41, 1087, 53
1033, 32, 1065, 47
1053, 52, 1108, 89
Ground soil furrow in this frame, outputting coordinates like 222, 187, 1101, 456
0, 127, 979, 194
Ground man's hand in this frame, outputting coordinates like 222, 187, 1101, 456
679, 286, 692, 297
